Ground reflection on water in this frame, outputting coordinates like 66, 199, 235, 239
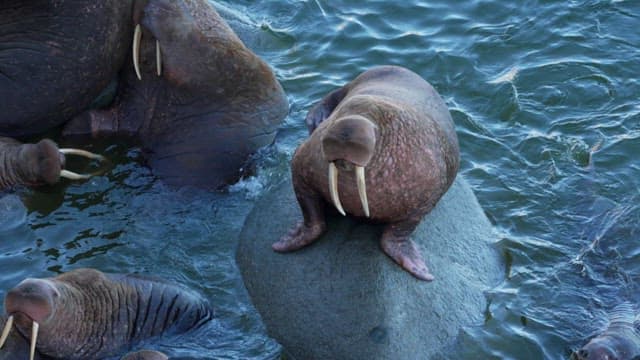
1, 0, 639, 359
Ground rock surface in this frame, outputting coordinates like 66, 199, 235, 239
237, 175, 503, 359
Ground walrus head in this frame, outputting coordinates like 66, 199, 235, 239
572, 339, 618, 360
321, 115, 378, 217
1, 278, 60, 360
16, 139, 106, 186
18, 139, 65, 186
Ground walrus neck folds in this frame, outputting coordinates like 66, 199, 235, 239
321, 115, 378, 218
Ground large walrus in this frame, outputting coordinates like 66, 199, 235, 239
572, 303, 640, 360
64, 0, 289, 189
0, 268, 212, 360
272, 66, 459, 281
0, 137, 105, 191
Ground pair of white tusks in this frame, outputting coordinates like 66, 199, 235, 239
328, 162, 370, 218
0, 315, 39, 360
59, 148, 106, 181
133, 24, 162, 80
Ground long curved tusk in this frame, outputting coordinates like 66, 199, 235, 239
0, 315, 13, 349
29, 321, 38, 360
59, 148, 106, 161
355, 166, 369, 217
328, 162, 346, 216
133, 24, 142, 80
156, 40, 162, 77
60, 170, 91, 181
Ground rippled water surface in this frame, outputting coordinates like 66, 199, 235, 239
2, 0, 640, 359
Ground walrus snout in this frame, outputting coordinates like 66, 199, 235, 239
24, 139, 64, 185
321, 115, 377, 167
5, 278, 58, 324
574, 341, 618, 360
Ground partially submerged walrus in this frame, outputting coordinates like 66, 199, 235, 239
273, 66, 459, 281
572, 303, 640, 360
64, 0, 288, 189
0, 268, 212, 360
0, 137, 105, 191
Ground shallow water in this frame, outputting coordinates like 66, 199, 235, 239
1, 0, 640, 359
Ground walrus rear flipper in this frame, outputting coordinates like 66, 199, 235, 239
305, 86, 349, 134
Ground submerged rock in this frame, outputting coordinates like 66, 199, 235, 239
236, 176, 503, 359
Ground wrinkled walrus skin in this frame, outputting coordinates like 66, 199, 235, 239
1, 268, 212, 360
273, 65, 459, 281
572, 303, 640, 360
0, 0, 133, 137
64, 0, 289, 189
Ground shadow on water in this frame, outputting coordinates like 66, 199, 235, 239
1, 0, 640, 359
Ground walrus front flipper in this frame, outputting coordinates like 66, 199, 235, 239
272, 178, 327, 252
380, 218, 434, 281
305, 86, 349, 134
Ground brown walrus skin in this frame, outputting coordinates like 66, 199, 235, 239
273, 66, 460, 281
1, 268, 212, 360
64, 0, 289, 190
0, 137, 64, 191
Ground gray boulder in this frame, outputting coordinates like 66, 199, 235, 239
236, 176, 502, 360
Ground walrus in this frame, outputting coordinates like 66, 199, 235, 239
572, 303, 640, 360
0, 137, 106, 191
63, 0, 289, 189
0, 268, 213, 360
272, 66, 460, 281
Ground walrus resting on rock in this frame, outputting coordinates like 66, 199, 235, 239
0, 268, 212, 360
0, 137, 106, 191
572, 303, 640, 360
272, 66, 459, 281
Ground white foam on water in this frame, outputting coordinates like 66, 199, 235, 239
488, 67, 519, 84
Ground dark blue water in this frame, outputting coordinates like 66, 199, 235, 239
1, 0, 639, 359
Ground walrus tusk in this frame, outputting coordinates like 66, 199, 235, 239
0, 315, 13, 349
328, 162, 346, 216
29, 321, 38, 360
60, 170, 91, 180
59, 148, 106, 161
156, 40, 162, 77
355, 166, 369, 217
133, 24, 142, 80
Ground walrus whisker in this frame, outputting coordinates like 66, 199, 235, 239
29, 321, 38, 360
60, 169, 91, 180
59, 148, 106, 161
355, 166, 369, 217
0, 315, 13, 349
328, 162, 346, 216
133, 24, 142, 80
156, 40, 162, 77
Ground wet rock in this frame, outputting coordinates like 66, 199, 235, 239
236, 176, 503, 359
